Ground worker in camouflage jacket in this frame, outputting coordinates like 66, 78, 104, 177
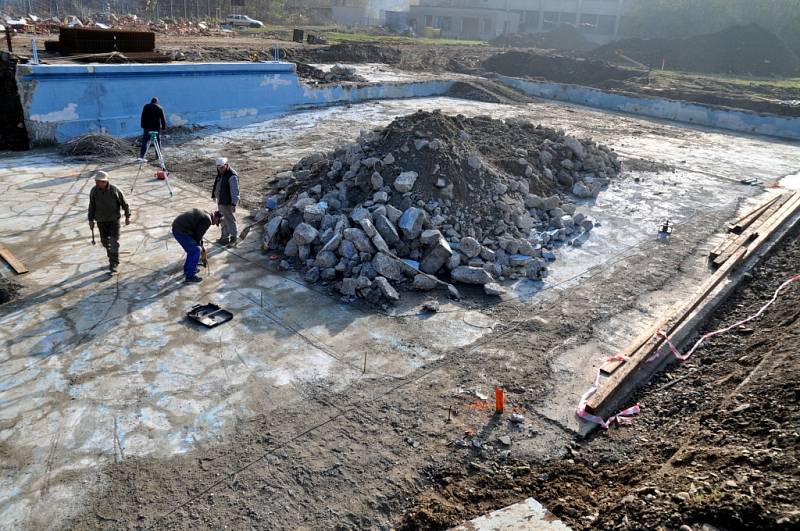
87, 171, 131, 274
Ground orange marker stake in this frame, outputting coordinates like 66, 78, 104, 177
495, 387, 505, 414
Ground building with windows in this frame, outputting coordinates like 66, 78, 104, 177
408, 0, 635, 42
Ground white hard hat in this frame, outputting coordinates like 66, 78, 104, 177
94, 171, 109, 181
215, 157, 228, 167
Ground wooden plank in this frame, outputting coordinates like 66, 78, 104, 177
0, 243, 28, 274
586, 246, 747, 413
587, 191, 800, 414
712, 192, 792, 262
708, 232, 740, 261
726, 194, 781, 234
741, 192, 800, 262
712, 192, 795, 268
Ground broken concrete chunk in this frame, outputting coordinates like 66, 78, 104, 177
394, 171, 419, 193
398, 207, 426, 240
371, 171, 384, 190
293, 223, 318, 245
564, 136, 584, 158
340, 277, 358, 296
459, 236, 481, 258
315, 250, 337, 269
358, 218, 377, 238
343, 227, 374, 254
413, 274, 438, 291
420, 237, 453, 274
375, 214, 400, 245
483, 282, 506, 296
303, 205, 326, 226
419, 229, 443, 246
351, 205, 372, 224
467, 153, 481, 169
373, 191, 389, 203
385, 204, 403, 223
374, 276, 400, 301
372, 252, 403, 281
451, 266, 493, 285
383, 153, 395, 165
371, 231, 390, 253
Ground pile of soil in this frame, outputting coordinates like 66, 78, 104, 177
260, 110, 619, 303
286, 43, 403, 65
483, 51, 642, 87
0, 277, 22, 305
0, 52, 29, 151
492, 25, 595, 52
594, 24, 800, 77
402, 229, 800, 530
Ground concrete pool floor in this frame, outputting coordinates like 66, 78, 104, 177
2, 96, 800, 528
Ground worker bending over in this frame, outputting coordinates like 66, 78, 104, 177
172, 209, 223, 283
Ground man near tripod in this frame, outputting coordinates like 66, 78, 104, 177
138, 97, 167, 162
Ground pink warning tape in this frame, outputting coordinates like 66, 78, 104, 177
650, 274, 800, 363
577, 274, 799, 429
576, 369, 641, 429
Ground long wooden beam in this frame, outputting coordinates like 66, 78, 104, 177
712, 192, 795, 268
587, 191, 800, 414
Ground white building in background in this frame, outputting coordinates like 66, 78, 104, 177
323, 0, 414, 28
408, 0, 635, 42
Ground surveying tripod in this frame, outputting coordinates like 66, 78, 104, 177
131, 131, 174, 197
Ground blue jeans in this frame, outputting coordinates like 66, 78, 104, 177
173, 230, 200, 279
139, 130, 157, 158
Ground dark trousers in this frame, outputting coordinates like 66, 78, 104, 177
139, 130, 158, 158
173, 229, 201, 279
97, 221, 120, 267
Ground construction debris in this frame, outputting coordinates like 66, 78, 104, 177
58, 133, 135, 161
259, 110, 620, 303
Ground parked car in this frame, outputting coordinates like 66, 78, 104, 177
225, 14, 263, 28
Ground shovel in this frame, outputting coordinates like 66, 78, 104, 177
91, 224, 96, 245
238, 198, 277, 242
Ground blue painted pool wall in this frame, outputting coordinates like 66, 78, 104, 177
16, 61, 455, 145
492, 74, 800, 141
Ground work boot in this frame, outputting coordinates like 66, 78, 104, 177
185, 275, 203, 283
109, 263, 118, 273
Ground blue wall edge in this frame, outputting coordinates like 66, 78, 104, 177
491, 74, 800, 141
15, 61, 456, 146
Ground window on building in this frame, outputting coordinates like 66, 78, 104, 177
482, 17, 494, 34
442, 16, 452, 31
543, 11, 558, 30
524, 11, 540, 31
597, 14, 616, 35
559, 12, 576, 25
425, 15, 433, 27
579, 13, 598, 32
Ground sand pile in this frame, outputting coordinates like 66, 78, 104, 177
260, 111, 620, 304
593, 24, 800, 77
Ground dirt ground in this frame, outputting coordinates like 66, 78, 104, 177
403, 228, 800, 530
65, 173, 743, 528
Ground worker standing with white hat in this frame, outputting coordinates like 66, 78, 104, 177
87, 171, 131, 274
211, 157, 240, 245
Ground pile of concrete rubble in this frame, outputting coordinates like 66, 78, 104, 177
260, 111, 621, 304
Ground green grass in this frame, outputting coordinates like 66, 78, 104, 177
237, 25, 485, 46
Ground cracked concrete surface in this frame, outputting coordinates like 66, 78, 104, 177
2, 95, 800, 528
0, 155, 492, 527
